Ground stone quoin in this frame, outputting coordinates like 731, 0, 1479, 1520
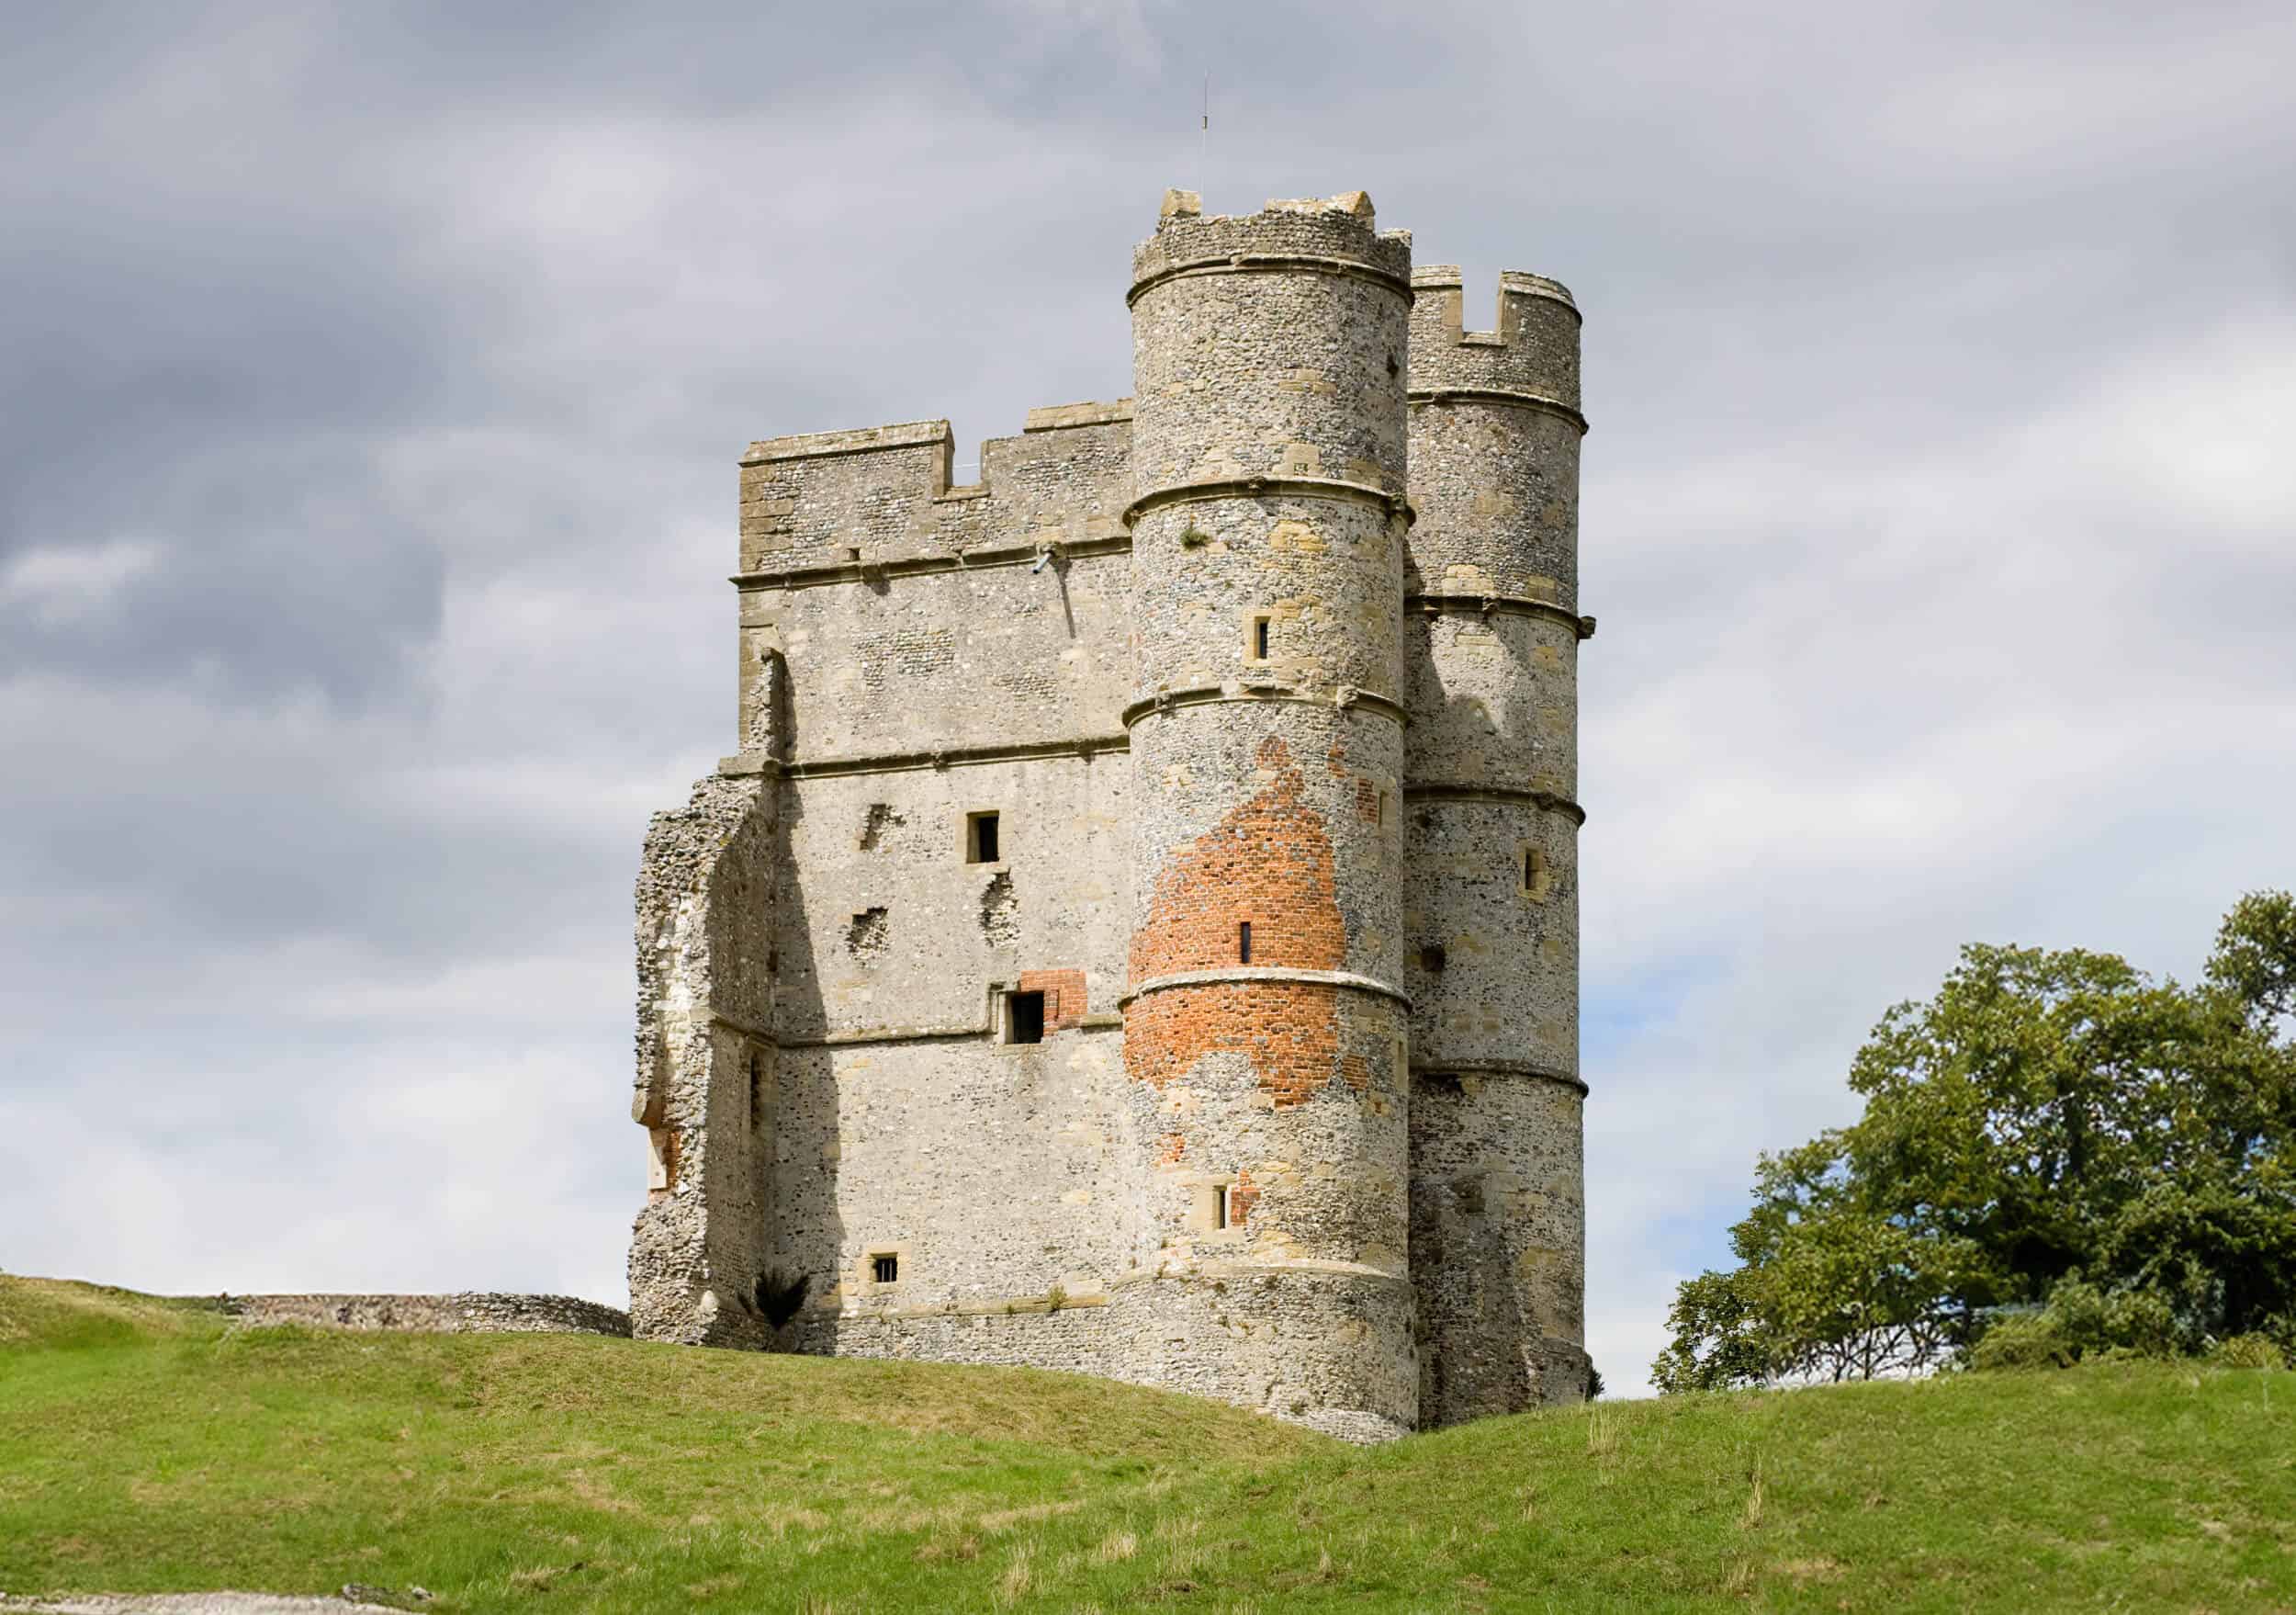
626, 190, 1593, 1439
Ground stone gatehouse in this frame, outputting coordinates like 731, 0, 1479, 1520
627, 188, 1593, 1440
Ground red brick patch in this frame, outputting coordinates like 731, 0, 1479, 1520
1018, 968, 1087, 1030
1126, 737, 1367, 1106
1129, 737, 1346, 982
1230, 1167, 1260, 1227
1126, 981, 1371, 1107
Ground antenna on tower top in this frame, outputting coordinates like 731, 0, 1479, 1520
1200, 72, 1209, 184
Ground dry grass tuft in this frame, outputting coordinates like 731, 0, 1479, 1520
992, 1542, 1035, 1608
1776, 1555, 1844, 1583
1153, 1511, 1203, 1542
506, 1560, 587, 1591
978, 1498, 1082, 1531
913, 1531, 982, 1564
1585, 1404, 1618, 1457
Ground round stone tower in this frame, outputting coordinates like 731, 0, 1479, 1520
1116, 190, 1418, 1440
1401, 264, 1593, 1422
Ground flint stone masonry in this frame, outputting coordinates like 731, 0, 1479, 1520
226, 1293, 631, 1338
629, 189, 1593, 1438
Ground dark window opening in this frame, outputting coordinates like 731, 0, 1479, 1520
1253, 617, 1271, 660
1238, 921, 1253, 964
968, 811, 1001, 864
1211, 1184, 1229, 1229
871, 1253, 898, 1284
1007, 989, 1045, 1044
748, 1052, 764, 1132
1420, 943, 1447, 974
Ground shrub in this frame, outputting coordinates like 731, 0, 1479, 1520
752, 1268, 811, 1329
2211, 1332, 2289, 1370
1971, 1277, 2177, 1372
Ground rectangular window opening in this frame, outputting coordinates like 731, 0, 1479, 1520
1211, 1184, 1230, 1230
871, 1252, 899, 1284
1252, 616, 1271, 661
1238, 920, 1253, 964
1006, 989, 1045, 1045
967, 810, 1001, 864
1522, 844, 1550, 898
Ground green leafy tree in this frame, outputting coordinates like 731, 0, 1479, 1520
1653, 893, 2296, 1393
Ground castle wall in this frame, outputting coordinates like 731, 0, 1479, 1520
771, 758, 1131, 1042
1409, 1070, 1586, 1422
708, 396, 1150, 1371
627, 768, 781, 1347
229, 1293, 632, 1338
741, 553, 1132, 763
732, 410, 1133, 762
1402, 612, 1578, 798
773, 1031, 1140, 1326
757, 751, 1142, 1353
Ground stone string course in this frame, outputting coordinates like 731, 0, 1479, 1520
627, 188, 1593, 1440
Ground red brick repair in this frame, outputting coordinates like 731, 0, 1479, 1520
1126, 738, 1368, 1105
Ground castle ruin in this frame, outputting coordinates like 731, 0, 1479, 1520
627, 189, 1592, 1439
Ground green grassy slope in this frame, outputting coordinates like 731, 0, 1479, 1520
2, 1277, 2291, 1613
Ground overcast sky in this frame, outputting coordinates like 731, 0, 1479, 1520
4, 0, 2290, 1395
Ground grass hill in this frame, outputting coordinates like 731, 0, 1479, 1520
2, 1276, 2292, 1612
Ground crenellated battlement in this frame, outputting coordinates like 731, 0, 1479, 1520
1023, 398, 1134, 433
1407, 265, 1583, 415
737, 401, 1134, 578
1411, 265, 1579, 317
1131, 190, 1412, 302
741, 418, 951, 466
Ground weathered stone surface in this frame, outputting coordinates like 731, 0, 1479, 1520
627, 192, 1593, 1437
223, 1293, 629, 1338
1403, 254, 1592, 1418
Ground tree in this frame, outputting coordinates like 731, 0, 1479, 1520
1653, 893, 2296, 1393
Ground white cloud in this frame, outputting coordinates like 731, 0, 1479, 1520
0, 537, 165, 626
